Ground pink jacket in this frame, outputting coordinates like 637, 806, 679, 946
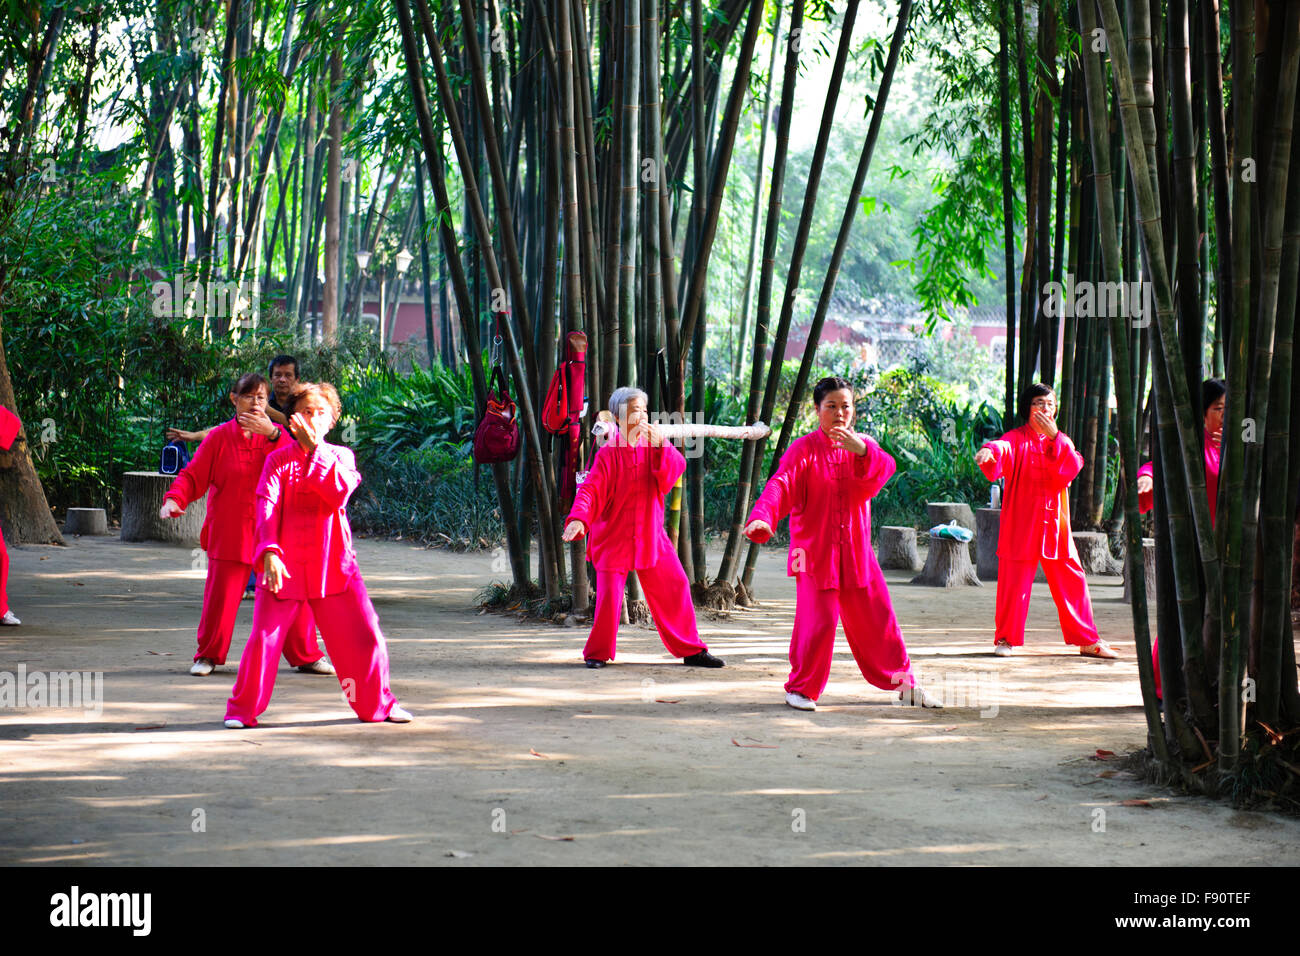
567, 439, 685, 572
748, 429, 896, 590
0, 407, 19, 449
1136, 430, 1220, 526
979, 424, 1082, 562
254, 441, 362, 599
164, 417, 289, 563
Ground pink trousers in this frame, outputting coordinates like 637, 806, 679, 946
196, 557, 322, 666
786, 573, 916, 701
584, 538, 708, 662
994, 556, 1100, 646
225, 573, 399, 725
0, 521, 8, 617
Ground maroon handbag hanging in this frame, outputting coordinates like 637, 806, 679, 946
473, 364, 519, 464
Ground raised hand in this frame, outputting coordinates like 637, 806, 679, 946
974, 448, 994, 466
1031, 410, 1058, 440
828, 426, 866, 456
562, 520, 586, 542
238, 408, 277, 438
1136, 474, 1153, 495
158, 499, 183, 520
744, 519, 773, 542
289, 412, 320, 452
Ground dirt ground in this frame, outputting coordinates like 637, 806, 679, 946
1, 531, 1298, 867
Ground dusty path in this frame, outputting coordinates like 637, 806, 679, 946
1, 533, 1296, 866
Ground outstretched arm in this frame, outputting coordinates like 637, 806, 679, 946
566, 448, 610, 539
162, 426, 220, 514
976, 438, 1015, 481
747, 443, 804, 537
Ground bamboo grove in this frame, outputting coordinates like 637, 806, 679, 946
2, 0, 1300, 793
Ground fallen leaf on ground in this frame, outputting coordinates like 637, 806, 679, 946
732, 738, 778, 749
943, 726, 957, 731
1121, 799, 1153, 808
529, 748, 548, 758
510, 829, 528, 835
445, 850, 472, 858
1097, 770, 1117, 778
535, 834, 575, 841
146, 650, 173, 656
133, 723, 166, 730
655, 699, 681, 704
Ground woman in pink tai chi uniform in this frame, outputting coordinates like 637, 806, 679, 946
744, 376, 940, 712
562, 387, 724, 670
223, 382, 410, 728
0, 405, 23, 627
1135, 378, 1225, 697
974, 383, 1118, 660
160, 373, 330, 677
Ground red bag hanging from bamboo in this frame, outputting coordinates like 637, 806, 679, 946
473, 364, 519, 464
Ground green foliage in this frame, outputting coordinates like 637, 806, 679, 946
348, 444, 505, 548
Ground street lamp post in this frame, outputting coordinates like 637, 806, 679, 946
388, 247, 414, 350
354, 250, 371, 328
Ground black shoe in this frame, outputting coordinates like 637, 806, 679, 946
585, 659, 607, 669
683, 650, 725, 668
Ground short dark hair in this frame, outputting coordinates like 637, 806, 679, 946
1202, 378, 1226, 415
231, 372, 268, 397
268, 354, 300, 379
813, 376, 855, 407
285, 381, 342, 427
1018, 382, 1056, 422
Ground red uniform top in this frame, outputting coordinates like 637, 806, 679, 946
0, 407, 20, 450
747, 429, 896, 590
979, 424, 1083, 562
163, 417, 288, 563
253, 440, 361, 599
567, 439, 685, 572
1136, 431, 1220, 527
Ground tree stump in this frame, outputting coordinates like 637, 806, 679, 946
64, 507, 108, 535
1073, 531, 1122, 575
121, 471, 205, 545
1123, 537, 1157, 604
877, 526, 922, 571
975, 508, 1000, 580
928, 501, 976, 562
926, 502, 975, 533
912, 536, 982, 587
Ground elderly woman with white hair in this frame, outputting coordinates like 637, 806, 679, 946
562, 387, 724, 669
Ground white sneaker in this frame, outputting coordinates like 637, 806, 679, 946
993, 640, 1014, 657
296, 658, 336, 675
385, 705, 413, 723
898, 684, 944, 708
785, 691, 817, 712
190, 658, 214, 676
223, 718, 246, 729
1, 610, 20, 625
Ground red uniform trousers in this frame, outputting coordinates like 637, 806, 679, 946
195, 556, 322, 666
584, 537, 708, 662
225, 573, 398, 725
786, 573, 917, 701
995, 555, 1100, 646
0, 521, 9, 617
